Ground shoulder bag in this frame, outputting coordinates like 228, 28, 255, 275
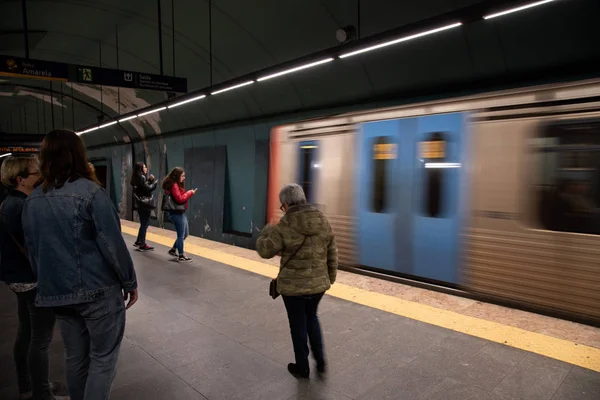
269, 236, 307, 299
161, 192, 186, 212
133, 190, 156, 210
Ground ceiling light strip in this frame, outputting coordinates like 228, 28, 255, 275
168, 95, 207, 109
484, 0, 555, 20
0, 152, 12, 158
119, 115, 138, 123
257, 58, 335, 82
211, 81, 254, 95
339, 22, 463, 59
138, 107, 167, 117
78, 126, 99, 135
99, 121, 118, 129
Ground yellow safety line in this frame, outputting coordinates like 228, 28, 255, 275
122, 225, 600, 372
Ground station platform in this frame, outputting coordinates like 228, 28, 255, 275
1, 221, 600, 400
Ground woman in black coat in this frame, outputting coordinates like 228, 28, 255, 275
130, 161, 157, 251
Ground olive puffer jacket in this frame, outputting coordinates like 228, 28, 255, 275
256, 204, 338, 296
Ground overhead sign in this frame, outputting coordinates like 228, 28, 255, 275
0, 55, 68, 82
75, 65, 187, 93
0, 146, 39, 153
0, 54, 188, 93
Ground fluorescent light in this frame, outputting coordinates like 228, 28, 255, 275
211, 81, 254, 95
99, 121, 118, 129
340, 22, 463, 59
0, 152, 12, 158
484, 0, 555, 20
425, 162, 461, 169
78, 126, 99, 136
119, 115, 137, 123
138, 107, 167, 117
168, 95, 207, 109
257, 58, 334, 82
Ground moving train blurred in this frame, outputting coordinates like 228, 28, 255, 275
267, 78, 600, 325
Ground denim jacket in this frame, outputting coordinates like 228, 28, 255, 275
22, 178, 137, 307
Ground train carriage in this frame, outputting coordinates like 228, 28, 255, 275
267, 78, 600, 325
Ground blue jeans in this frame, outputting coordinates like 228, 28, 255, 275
136, 209, 151, 245
53, 291, 126, 400
168, 212, 188, 255
14, 289, 56, 400
282, 293, 325, 371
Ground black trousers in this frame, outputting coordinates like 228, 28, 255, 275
282, 292, 325, 371
136, 209, 151, 245
14, 289, 56, 399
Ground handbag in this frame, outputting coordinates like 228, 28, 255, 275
269, 236, 307, 300
133, 192, 156, 210
161, 192, 186, 212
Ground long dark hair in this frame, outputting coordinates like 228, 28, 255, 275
130, 161, 145, 186
162, 167, 184, 190
40, 130, 99, 192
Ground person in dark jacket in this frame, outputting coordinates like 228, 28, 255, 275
22, 130, 138, 400
0, 155, 68, 400
162, 167, 196, 262
131, 161, 157, 251
256, 183, 338, 379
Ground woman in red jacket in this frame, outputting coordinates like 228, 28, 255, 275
162, 167, 196, 262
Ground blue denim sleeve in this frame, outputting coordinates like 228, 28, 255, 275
90, 188, 137, 292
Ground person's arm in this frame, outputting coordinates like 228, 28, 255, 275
171, 184, 194, 204
141, 175, 158, 192
256, 224, 284, 259
20, 200, 37, 277
90, 187, 138, 307
327, 234, 338, 284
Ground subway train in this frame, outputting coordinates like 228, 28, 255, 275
266, 78, 600, 326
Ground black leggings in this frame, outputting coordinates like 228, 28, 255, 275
14, 289, 56, 399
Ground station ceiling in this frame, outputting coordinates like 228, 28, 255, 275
0, 0, 598, 149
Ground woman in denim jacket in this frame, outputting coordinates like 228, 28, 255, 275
22, 130, 138, 400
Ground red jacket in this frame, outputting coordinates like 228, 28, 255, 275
170, 184, 194, 209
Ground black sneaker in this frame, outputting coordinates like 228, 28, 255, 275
287, 363, 309, 379
178, 255, 192, 262
133, 242, 141, 248
168, 248, 177, 257
138, 244, 154, 251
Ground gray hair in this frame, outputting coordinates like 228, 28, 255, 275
279, 183, 307, 207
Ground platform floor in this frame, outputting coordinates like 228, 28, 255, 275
0, 224, 598, 399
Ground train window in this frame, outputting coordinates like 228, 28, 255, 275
420, 133, 447, 218
532, 121, 600, 235
298, 142, 318, 203
371, 136, 395, 213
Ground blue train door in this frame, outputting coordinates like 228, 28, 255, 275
356, 113, 466, 284
411, 113, 466, 284
356, 120, 412, 274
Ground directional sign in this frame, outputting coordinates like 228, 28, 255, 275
0, 146, 39, 153
0, 54, 188, 93
0, 55, 68, 82
74, 65, 188, 93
